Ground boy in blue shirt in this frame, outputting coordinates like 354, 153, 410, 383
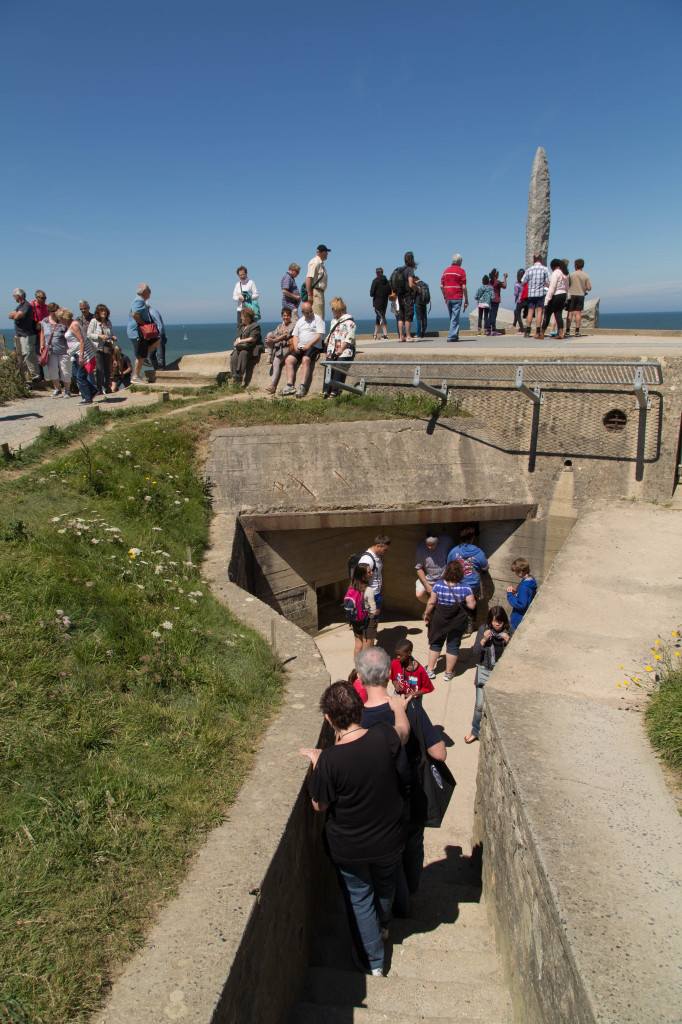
447, 526, 489, 597
506, 557, 538, 629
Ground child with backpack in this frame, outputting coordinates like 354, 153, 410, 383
474, 276, 494, 335
447, 526, 489, 634
390, 639, 434, 702
413, 276, 431, 340
344, 562, 376, 656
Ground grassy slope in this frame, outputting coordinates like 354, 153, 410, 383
0, 418, 283, 1023
0, 392, 462, 1022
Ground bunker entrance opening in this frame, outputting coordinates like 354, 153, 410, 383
239, 503, 538, 635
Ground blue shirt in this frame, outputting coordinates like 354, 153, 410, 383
127, 296, 151, 340
149, 306, 166, 340
447, 543, 488, 590
506, 576, 537, 630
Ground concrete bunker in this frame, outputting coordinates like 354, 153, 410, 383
236, 504, 538, 634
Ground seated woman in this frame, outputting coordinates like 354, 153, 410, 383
300, 681, 408, 977
230, 306, 263, 387
264, 307, 295, 394
110, 345, 132, 391
322, 297, 357, 399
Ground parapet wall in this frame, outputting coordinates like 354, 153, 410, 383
474, 506, 682, 1024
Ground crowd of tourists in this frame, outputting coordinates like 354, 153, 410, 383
301, 528, 537, 977
6, 285, 168, 402
8, 247, 591, 400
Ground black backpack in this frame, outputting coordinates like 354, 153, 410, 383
418, 281, 431, 307
348, 550, 376, 580
390, 267, 407, 294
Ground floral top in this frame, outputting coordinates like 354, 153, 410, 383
474, 284, 494, 307
326, 314, 356, 359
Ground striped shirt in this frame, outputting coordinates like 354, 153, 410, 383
432, 580, 473, 605
521, 262, 550, 298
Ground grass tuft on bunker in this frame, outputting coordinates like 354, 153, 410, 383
0, 418, 284, 1024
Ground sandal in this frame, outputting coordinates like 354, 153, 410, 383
265, 383, 276, 393
464, 734, 478, 744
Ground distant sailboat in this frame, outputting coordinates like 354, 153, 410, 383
183, 331, 188, 341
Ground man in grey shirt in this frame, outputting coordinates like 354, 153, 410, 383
414, 533, 454, 604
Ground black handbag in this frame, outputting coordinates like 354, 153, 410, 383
407, 701, 456, 828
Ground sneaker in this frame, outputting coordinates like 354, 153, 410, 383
524, 330, 531, 337
549, 331, 558, 338
63, 391, 70, 398
51, 388, 62, 397
443, 672, 454, 681
79, 399, 93, 405
295, 384, 307, 398
426, 668, 436, 680
490, 331, 502, 336
370, 968, 384, 977
130, 376, 144, 383
574, 330, 581, 336
280, 383, 296, 396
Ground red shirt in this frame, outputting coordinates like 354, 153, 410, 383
390, 658, 434, 695
441, 264, 467, 301
31, 300, 49, 324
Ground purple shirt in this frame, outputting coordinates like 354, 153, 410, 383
281, 271, 300, 312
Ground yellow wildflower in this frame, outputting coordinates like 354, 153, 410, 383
655, 654, 661, 660
646, 666, 653, 671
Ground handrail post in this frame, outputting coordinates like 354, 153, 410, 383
412, 365, 448, 406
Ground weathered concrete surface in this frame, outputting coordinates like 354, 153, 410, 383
294, 616, 513, 1022
526, 146, 551, 268
93, 516, 333, 1024
475, 504, 682, 1024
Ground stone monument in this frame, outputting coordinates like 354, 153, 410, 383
526, 146, 550, 268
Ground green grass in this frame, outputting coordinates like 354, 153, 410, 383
646, 670, 682, 776
2, 389, 465, 473
0, 352, 31, 402
0, 418, 284, 1023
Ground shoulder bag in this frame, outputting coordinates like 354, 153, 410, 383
407, 702, 456, 828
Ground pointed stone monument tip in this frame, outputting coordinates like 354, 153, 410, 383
526, 147, 551, 269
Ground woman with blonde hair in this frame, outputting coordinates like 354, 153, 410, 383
58, 307, 97, 404
322, 297, 356, 399
40, 303, 71, 397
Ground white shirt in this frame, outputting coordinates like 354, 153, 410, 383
359, 550, 383, 595
292, 313, 325, 351
233, 279, 259, 309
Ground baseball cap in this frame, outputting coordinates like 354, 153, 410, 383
317, 244, 331, 252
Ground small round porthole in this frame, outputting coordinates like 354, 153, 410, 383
603, 409, 628, 432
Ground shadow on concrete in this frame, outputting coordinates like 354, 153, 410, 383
0, 412, 42, 422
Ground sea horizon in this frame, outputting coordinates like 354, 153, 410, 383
107, 310, 682, 365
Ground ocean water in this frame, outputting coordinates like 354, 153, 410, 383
112, 311, 682, 365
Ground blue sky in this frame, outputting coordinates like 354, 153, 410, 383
2, 0, 680, 323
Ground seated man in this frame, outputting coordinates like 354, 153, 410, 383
414, 532, 453, 605
280, 301, 324, 398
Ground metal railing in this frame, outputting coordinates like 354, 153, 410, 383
322, 359, 662, 476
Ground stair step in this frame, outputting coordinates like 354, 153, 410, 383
299, 967, 513, 1019
310, 940, 505, 985
311, 920, 497, 966
290, 1002, 512, 1024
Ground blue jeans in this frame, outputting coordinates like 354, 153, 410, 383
415, 303, 428, 338
76, 362, 97, 402
335, 852, 402, 971
471, 664, 491, 737
446, 299, 463, 340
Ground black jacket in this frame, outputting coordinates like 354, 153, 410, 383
370, 275, 391, 312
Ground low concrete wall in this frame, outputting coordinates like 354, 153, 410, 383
93, 516, 333, 1024
473, 506, 682, 1024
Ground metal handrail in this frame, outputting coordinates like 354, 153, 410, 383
322, 359, 663, 387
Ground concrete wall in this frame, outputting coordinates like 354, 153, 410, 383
473, 506, 682, 1024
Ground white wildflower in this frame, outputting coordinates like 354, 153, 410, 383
91, 538, 100, 544
129, 548, 142, 557
144, 495, 151, 501
161, 621, 173, 630
136, 584, 145, 590
151, 630, 161, 638
189, 592, 203, 598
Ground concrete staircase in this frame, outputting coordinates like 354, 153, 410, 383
290, 869, 512, 1023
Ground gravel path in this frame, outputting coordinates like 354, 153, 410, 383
0, 390, 160, 452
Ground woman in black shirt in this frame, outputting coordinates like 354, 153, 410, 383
301, 681, 407, 977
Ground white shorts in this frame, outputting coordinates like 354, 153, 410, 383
416, 578, 429, 596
